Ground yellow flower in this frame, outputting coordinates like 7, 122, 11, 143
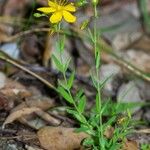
37, 0, 76, 24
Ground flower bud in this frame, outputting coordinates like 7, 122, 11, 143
92, 0, 98, 6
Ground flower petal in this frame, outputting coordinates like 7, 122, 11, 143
48, 0, 57, 8
37, 7, 56, 13
64, 3, 76, 12
50, 12, 63, 23
63, 11, 76, 23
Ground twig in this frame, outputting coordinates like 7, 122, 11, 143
2, 28, 50, 42
134, 128, 150, 134
0, 51, 55, 90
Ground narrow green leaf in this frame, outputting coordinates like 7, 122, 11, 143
90, 74, 97, 88
96, 51, 100, 69
75, 89, 84, 101
80, 20, 89, 30
78, 95, 86, 113
57, 86, 73, 104
67, 71, 75, 89
67, 109, 87, 123
58, 79, 68, 90
101, 99, 110, 115
103, 116, 116, 130
88, 115, 99, 127
56, 35, 65, 52
99, 74, 112, 89
64, 58, 71, 72
82, 137, 94, 147
95, 94, 100, 113
88, 28, 94, 43
52, 55, 64, 72
33, 13, 46, 18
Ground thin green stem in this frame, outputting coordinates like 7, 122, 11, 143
56, 25, 91, 129
93, 3, 104, 150
63, 72, 78, 110
61, 57, 92, 130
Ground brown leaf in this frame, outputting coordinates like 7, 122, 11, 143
122, 140, 138, 150
104, 126, 114, 139
35, 109, 61, 126
9, 96, 58, 129
1, 79, 32, 99
12, 96, 55, 112
38, 126, 88, 150
2, 107, 41, 128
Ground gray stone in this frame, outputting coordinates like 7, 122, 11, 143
100, 63, 121, 96
117, 81, 142, 112
0, 43, 19, 59
136, 80, 150, 100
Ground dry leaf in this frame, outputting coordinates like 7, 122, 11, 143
3, 106, 60, 129
122, 140, 138, 150
104, 126, 114, 139
38, 126, 88, 150
2, 107, 41, 128
1, 79, 32, 98
12, 96, 55, 112
35, 109, 61, 126
7, 96, 58, 129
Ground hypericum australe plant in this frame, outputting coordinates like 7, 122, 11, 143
36, 0, 132, 149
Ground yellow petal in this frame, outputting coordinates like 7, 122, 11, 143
50, 12, 63, 23
63, 11, 76, 23
64, 3, 76, 12
48, 0, 57, 8
37, 7, 56, 13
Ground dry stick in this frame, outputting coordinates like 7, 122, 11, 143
0, 52, 55, 90
3, 28, 50, 42
134, 128, 150, 134
1, 27, 150, 82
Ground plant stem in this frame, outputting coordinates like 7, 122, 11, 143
56, 25, 91, 128
93, 3, 104, 150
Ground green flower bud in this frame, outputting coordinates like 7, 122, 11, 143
92, 0, 99, 6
